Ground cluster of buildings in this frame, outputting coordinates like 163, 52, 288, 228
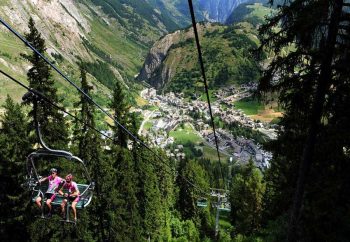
204, 129, 271, 169
139, 87, 275, 168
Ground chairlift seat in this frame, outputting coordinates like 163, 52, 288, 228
218, 207, 231, 212
196, 198, 208, 207
32, 183, 92, 209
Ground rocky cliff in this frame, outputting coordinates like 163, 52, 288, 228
136, 23, 212, 89
137, 29, 184, 88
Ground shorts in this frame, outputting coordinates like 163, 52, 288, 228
45, 193, 56, 201
67, 196, 80, 203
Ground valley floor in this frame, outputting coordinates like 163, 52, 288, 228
138, 85, 278, 168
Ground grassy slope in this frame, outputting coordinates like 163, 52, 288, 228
0, 25, 111, 107
234, 98, 264, 115
87, 18, 145, 76
234, 96, 283, 122
0, 29, 29, 104
169, 123, 229, 162
169, 123, 202, 144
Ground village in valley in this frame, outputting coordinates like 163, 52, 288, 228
137, 84, 279, 169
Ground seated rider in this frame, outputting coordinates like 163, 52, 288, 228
59, 174, 80, 222
35, 168, 63, 217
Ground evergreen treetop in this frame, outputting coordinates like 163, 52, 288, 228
22, 17, 68, 149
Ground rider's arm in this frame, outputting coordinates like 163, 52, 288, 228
58, 186, 66, 196
39, 176, 48, 183
70, 183, 80, 197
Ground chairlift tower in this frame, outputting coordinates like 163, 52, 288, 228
210, 188, 231, 238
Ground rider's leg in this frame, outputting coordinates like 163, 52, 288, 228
46, 199, 52, 212
61, 199, 67, 217
35, 196, 42, 208
71, 201, 78, 220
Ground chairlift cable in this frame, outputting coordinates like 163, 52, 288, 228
187, 0, 226, 188
0, 69, 113, 142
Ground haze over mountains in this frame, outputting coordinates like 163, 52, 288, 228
147, 0, 250, 25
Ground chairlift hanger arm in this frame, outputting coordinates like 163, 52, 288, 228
23, 91, 72, 157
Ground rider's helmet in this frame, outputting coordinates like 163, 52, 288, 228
50, 168, 57, 174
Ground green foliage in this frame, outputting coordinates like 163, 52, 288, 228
72, 66, 109, 241
90, 0, 178, 34
82, 61, 119, 90
234, 97, 265, 116
22, 17, 68, 149
109, 80, 131, 147
229, 160, 265, 236
28, 214, 94, 242
176, 159, 210, 225
156, 23, 262, 94
73, 67, 97, 160
226, 122, 267, 144
170, 216, 200, 242
107, 147, 142, 241
0, 96, 31, 241
136, 150, 160, 237
51, 52, 63, 63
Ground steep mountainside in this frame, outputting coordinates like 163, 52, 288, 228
0, 0, 176, 105
137, 22, 262, 96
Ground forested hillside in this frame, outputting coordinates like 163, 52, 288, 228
138, 21, 262, 96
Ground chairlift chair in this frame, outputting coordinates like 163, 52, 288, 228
196, 197, 208, 208
23, 92, 94, 223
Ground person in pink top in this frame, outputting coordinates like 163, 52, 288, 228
59, 174, 80, 221
35, 168, 63, 217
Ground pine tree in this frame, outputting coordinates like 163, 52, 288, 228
73, 66, 107, 241
133, 147, 163, 240
109, 80, 130, 148
0, 96, 31, 241
152, 149, 176, 240
258, 0, 350, 240
22, 17, 67, 149
107, 147, 141, 241
176, 159, 209, 224
73, 66, 98, 164
229, 160, 265, 236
